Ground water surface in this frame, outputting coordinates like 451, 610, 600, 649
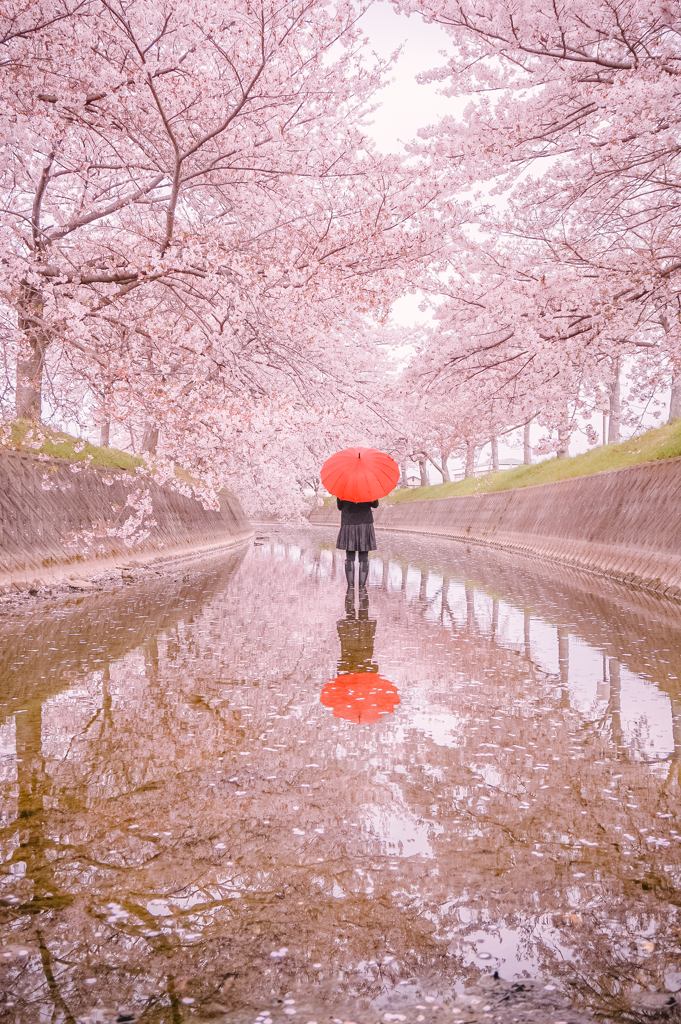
1, 530, 681, 1023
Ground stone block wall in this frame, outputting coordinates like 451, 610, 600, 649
309, 458, 681, 598
0, 451, 252, 590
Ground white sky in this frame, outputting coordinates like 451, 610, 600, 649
358, 3, 453, 154
359, 4, 455, 328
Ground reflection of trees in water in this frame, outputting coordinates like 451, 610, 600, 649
375, 536, 681, 767
377, 532, 681, 708
0, 535, 680, 1021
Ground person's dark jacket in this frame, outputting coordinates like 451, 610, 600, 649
337, 498, 379, 525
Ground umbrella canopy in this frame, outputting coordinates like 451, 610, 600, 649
320, 673, 400, 724
321, 446, 400, 502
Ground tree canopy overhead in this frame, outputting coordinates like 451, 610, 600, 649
375, 0, 681, 468
0, 0, 447, 509
2, 0, 681, 506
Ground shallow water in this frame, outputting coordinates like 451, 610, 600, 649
1, 529, 681, 1024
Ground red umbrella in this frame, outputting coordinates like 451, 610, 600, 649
321, 447, 399, 503
320, 673, 400, 724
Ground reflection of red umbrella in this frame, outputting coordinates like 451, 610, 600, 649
321, 447, 400, 502
320, 673, 400, 723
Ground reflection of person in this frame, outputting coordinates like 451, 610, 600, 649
322, 590, 399, 723
337, 591, 378, 675
336, 498, 378, 590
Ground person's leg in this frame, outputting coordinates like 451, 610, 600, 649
358, 550, 369, 589
345, 550, 356, 589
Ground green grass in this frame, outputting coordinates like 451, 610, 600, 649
2, 419, 142, 472
2, 421, 223, 494
384, 420, 681, 503
8, 417, 681, 500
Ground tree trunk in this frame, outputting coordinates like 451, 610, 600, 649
15, 282, 47, 421
556, 419, 570, 458
99, 420, 110, 447
523, 420, 532, 464
464, 442, 475, 478
142, 422, 159, 455
399, 460, 408, 488
418, 457, 428, 488
607, 357, 621, 443
669, 374, 681, 422
660, 316, 680, 424
491, 434, 499, 472
16, 349, 45, 421
440, 449, 451, 483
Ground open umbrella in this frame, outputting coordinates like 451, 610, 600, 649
321, 446, 400, 503
320, 673, 400, 724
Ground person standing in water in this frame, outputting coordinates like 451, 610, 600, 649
336, 497, 378, 590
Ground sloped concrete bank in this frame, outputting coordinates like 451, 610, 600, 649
0, 450, 252, 593
309, 457, 681, 598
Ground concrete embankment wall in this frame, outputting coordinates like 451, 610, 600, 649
0, 450, 252, 591
309, 458, 681, 599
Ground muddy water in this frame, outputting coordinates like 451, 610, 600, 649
1, 529, 681, 1024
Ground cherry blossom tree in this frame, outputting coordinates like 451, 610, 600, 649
0, 0, 446, 511
391, 0, 681, 436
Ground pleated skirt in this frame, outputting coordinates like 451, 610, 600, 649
336, 523, 377, 552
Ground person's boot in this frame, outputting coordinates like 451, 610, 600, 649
358, 559, 369, 590
345, 558, 355, 590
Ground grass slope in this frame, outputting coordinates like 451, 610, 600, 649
6, 418, 681, 503
2, 419, 142, 472
386, 420, 681, 504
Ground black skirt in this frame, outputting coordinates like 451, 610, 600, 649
336, 523, 377, 551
